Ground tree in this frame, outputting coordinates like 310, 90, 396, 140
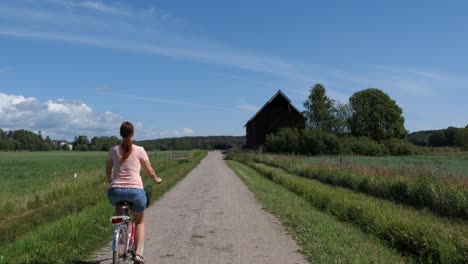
454, 128, 468, 150
428, 131, 448, 147
332, 102, 352, 135
0, 128, 6, 139
444, 127, 458, 146
73, 135, 90, 151
303, 84, 335, 132
11, 129, 44, 150
349, 88, 406, 141
43, 136, 55, 151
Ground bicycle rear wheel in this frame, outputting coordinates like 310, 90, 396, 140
113, 225, 128, 264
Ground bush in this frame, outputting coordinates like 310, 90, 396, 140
300, 129, 324, 155
322, 132, 343, 155
382, 139, 415, 155
341, 137, 388, 156
266, 129, 343, 155
265, 127, 301, 154
301, 129, 342, 155
266, 130, 418, 157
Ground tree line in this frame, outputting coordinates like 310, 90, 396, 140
265, 84, 467, 156
0, 128, 245, 151
0, 129, 57, 151
0, 128, 121, 151
408, 126, 468, 149
136, 136, 245, 151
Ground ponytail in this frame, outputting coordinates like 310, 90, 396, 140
120, 121, 134, 163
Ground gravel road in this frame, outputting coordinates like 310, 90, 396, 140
93, 151, 308, 264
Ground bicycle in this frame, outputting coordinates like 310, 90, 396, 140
110, 188, 152, 264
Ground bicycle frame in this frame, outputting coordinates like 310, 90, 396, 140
127, 220, 136, 255
111, 216, 131, 254
110, 188, 151, 263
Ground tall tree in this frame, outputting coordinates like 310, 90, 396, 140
349, 88, 406, 141
331, 102, 352, 135
303, 84, 335, 131
455, 128, 468, 149
73, 135, 90, 151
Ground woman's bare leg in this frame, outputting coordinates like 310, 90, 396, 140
132, 211, 145, 255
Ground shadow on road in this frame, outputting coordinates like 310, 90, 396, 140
70, 257, 111, 264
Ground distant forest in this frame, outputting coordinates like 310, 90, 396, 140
0, 128, 245, 151
408, 126, 468, 147
136, 136, 245, 151
3, 124, 468, 152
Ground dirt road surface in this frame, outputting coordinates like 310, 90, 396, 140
93, 151, 308, 264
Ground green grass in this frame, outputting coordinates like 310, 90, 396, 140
0, 150, 206, 264
240, 161, 468, 263
0, 151, 106, 195
227, 160, 409, 264
304, 154, 468, 177
239, 153, 468, 220
0, 151, 173, 244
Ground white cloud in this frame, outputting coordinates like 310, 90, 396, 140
237, 104, 259, 113
0, 93, 121, 140
136, 127, 195, 139
169, 128, 195, 137
183, 128, 194, 135
44, 0, 131, 16
0, 93, 199, 140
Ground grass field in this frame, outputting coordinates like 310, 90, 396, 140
0, 150, 206, 264
304, 154, 468, 177
227, 160, 409, 263
227, 152, 468, 263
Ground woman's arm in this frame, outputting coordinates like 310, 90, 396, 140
142, 160, 162, 184
106, 159, 113, 183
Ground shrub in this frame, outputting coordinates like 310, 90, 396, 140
341, 136, 388, 156
300, 129, 343, 155
321, 132, 343, 155
265, 127, 301, 154
300, 129, 325, 155
266, 129, 343, 155
382, 138, 415, 156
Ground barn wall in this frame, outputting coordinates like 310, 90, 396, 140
246, 95, 305, 148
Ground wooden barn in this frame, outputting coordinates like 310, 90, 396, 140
245, 90, 306, 149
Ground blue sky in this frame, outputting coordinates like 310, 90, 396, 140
1, 0, 468, 140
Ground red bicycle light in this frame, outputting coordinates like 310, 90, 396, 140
111, 217, 124, 224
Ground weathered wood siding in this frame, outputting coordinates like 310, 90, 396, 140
246, 94, 305, 148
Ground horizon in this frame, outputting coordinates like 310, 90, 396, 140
1, 0, 468, 141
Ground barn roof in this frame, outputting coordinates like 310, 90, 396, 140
244, 90, 304, 127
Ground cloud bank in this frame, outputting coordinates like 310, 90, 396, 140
0, 93, 195, 140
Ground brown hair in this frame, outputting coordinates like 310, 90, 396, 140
120, 121, 134, 163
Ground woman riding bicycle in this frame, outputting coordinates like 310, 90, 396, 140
106, 121, 162, 264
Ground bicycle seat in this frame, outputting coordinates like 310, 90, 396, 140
116, 200, 131, 206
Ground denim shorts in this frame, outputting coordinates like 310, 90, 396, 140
107, 187, 147, 213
